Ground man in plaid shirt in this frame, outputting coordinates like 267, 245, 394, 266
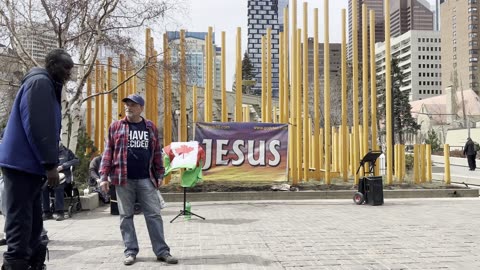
99, 94, 177, 266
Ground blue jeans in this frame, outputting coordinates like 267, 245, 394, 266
41, 182, 65, 214
116, 178, 170, 257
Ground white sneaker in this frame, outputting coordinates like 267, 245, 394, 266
124, 255, 136, 265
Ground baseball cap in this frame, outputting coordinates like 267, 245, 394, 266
122, 94, 144, 106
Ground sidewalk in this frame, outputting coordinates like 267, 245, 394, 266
1, 198, 479, 269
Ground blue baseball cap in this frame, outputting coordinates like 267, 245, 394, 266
122, 94, 144, 106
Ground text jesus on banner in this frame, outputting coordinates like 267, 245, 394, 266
194, 122, 288, 181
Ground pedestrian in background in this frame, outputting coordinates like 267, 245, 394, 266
463, 137, 477, 171
0, 49, 73, 270
99, 94, 177, 266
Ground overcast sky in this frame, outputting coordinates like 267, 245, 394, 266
173, 0, 438, 88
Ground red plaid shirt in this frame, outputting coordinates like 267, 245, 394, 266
99, 117, 164, 187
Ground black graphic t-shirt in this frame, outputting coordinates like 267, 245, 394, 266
127, 120, 151, 179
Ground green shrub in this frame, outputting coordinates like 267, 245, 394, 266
73, 128, 97, 189
405, 154, 414, 171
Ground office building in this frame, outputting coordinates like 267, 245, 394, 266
247, 0, 289, 97
390, 0, 434, 38
376, 30, 442, 101
441, 0, 480, 94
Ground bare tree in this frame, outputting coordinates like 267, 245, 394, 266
0, 0, 186, 150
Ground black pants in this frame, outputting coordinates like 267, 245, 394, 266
1, 167, 44, 264
467, 154, 477, 170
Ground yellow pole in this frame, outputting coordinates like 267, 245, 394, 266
153, 49, 159, 126
94, 62, 100, 152
426, 144, 432, 182
324, 0, 331, 184
312, 8, 320, 178
261, 35, 266, 121
352, 0, 360, 185
279, 32, 284, 123
106, 58, 112, 128
99, 66, 105, 153
401, 144, 406, 181
283, 7, 289, 124
350, 129, 354, 176
385, 0, 393, 185
370, 10, 378, 152
193, 85, 198, 123
221, 31, 227, 122
235, 27, 243, 122
319, 128, 324, 171
86, 76, 92, 142
444, 144, 451, 184
145, 29, 151, 120
291, 0, 298, 184
303, 2, 309, 181
341, 9, 348, 181
266, 27, 272, 123
362, 4, 369, 158
296, 29, 302, 181
163, 33, 172, 184
180, 30, 187, 141
420, 144, 426, 183
117, 54, 125, 119
414, 144, 420, 183
206, 27, 213, 122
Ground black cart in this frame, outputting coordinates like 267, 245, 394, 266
353, 151, 384, 206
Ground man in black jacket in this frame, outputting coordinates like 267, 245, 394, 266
0, 49, 73, 270
464, 137, 477, 171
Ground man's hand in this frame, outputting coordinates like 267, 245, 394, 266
156, 178, 163, 189
46, 169, 60, 188
57, 165, 63, 172
100, 181, 110, 194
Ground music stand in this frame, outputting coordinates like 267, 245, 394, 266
355, 150, 382, 176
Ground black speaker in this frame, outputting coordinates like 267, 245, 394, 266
365, 176, 384, 206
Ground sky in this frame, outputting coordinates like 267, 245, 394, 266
174, 0, 438, 88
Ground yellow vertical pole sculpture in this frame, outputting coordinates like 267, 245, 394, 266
208, 28, 214, 121
370, 10, 378, 152
279, 32, 284, 123
414, 144, 420, 183
420, 144, 426, 183
117, 54, 125, 119
153, 49, 159, 126
319, 128, 324, 170
303, 2, 309, 181
94, 62, 100, 152
221, 31, 227, 122
350, 130, 354, 175
362, 4, 369, 157
180, 30, 187, 141
296, 29, 302, 181
163, 33, 172, 184
86, 77, 92, 142
145, 29, 151, 120
352, 0, 360, 185
324, 0, 331, 184
341, 9, 348, 181
313, 8, 320, 178
235, 27, 242, 122
394, 144, 399, 179
385, 0, 394, 185
107, 58, 112, 128
283, 7, 289, 124
204, 31, 210, 122
205, 27, 213, 122
400, 144, 406, 181
426, 144, 432, 182
444, 144, 451, 184
290, 0, 298, 184
192, 85, 198, 123
261, 36, 266, 121
266, 27, 272, 123
99, 66, 105, 153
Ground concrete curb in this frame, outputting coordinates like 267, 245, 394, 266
162, 188, 479, 202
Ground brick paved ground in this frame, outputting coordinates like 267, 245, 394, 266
1, 198, 479, 270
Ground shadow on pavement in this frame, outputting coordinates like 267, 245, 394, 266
179, 254, 276, 266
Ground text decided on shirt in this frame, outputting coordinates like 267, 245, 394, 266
129, 130, 149, 149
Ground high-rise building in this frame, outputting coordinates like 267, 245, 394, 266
17, 25, 57, 61
376, 30, 442, 101
306, 39, 342, 89
440, 0, 479, 94
167, 31, 221, 90
347, 0, 385, 61
247, 0, 288, 97
390, 0, 434, 38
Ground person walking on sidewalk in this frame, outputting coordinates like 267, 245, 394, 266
99, 94, 177, 266
0, 49, 73, 270
463, 137, 477, 171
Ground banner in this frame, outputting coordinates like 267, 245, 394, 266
195, 122, 288, 181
